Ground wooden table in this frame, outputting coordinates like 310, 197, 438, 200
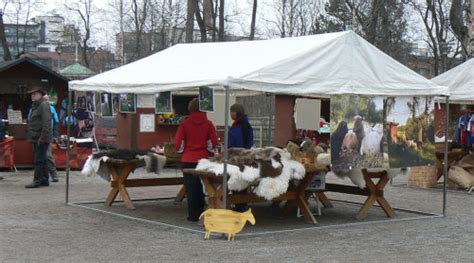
184, 164, 327, 224
104, 158, 184, 210
312, 169, 395, 220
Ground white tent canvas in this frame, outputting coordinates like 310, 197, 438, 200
69, 31, 448, 97
432, 58, 474, 101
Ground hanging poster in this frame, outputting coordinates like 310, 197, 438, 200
85, 92, 96, 112
294, 98, 321, 130
119, 94, 136, 113
155, 91, 172, 114
140, 114, 155, 132
199, 87, 214, 112
112, 94, 119, 115
101, 93, 113, 117
330, 95, 385, 170
386, 96, 435, 168
137, 94, 155, 108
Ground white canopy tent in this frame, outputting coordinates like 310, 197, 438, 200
66, 30, 450, 217
432, 58, 474, 102
70, 31, 447, 97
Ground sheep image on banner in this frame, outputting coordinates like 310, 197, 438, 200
386, 96, 436, 168
330, 95, 385, 171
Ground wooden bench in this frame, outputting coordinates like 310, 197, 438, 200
104, 158, 183, 210
313, 169, 395, 219
184, 164, 327, 224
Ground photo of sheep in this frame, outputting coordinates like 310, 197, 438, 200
386, 96, 435, 168
330, 95, 385, 170
119, 93, 136, 113
155, 91, 172, 114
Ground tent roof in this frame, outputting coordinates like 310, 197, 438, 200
70, 31, 448, 96
431, 58, 474, 101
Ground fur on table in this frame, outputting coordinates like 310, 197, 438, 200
196, 147, 305, 200
316, 152, 400, 188
81, 149, 167, 181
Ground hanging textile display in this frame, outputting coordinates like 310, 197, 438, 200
330, 95, 385, 170
48, 88, 58, 106
386, 96, 436, 168
454, 113, 474, 151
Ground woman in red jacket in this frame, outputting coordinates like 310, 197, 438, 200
175, 98, 218, 222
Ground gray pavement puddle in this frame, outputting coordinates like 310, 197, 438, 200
70, 198, 441, 237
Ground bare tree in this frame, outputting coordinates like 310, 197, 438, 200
450, 0, 471, 58
130, 0, 149, 59
405, 0, 458, 75
0, 6, 12, 61
66, 0, 94, 67
249, 0, 257, 40
218, 0, 224, 40
185, 0, 194, 42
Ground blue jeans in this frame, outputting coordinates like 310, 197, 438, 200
33, 143, 50, 184
182, 162, 205, 221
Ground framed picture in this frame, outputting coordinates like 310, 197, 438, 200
139, 114, 155, 132
76, 95, 87, 109
112, 94, 119, 115
155, 91, 172, 114
101, 93, 113, 117
199, 87, 214, 112
86, 92, 96, 112
119, 94, 136, 113
137, 94, 155, 108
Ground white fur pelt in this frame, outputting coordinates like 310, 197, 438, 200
81, 152, 166, 181
196, 147, 305, 200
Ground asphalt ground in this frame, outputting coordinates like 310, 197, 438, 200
1, 168, 473, 262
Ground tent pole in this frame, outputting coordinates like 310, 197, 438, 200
222, 86, 230, 209
442, 96, 449, 216
65, 90, 72, 205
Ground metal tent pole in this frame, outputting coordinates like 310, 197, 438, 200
65, 90, 72, 205
222, 86, 230, 209
443, 96, 449, 216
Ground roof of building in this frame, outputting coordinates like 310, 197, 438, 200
59, 62, 95, 78
0, 56, 69, 82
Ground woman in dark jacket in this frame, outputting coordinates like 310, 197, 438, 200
228, 104, 254, 212
228, 104, 254, 149
175, 98, 218, 222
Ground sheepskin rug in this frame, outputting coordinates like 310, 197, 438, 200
196, 147, 305, 200
82, 149, 167, 181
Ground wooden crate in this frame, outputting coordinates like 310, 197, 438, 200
408, 166, 438, 188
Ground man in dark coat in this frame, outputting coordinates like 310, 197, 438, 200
25, 87, 53, 188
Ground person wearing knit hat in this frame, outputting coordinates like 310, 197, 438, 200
175, 98, 218, 222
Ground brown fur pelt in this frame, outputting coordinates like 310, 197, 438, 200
211, 148, 283, 178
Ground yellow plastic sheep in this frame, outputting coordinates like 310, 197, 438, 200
199, 208, 256, 240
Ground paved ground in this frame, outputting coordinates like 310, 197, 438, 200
1, 169, 473, 262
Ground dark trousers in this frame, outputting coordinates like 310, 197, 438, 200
33, 143, 50, 184
182, 162, 205, 221
47, 145, 57, 178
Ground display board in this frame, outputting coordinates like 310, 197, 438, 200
139, 114, 155, 132
155, 92, 172, 114
101, 93, 113, 117
386, 96, 435, 168
207, 94, 236, 126
330, 95, 385, 170
199, 87, 214, 112
119, 94, 136, 113
294, 98, 321, 130
137, 94, 155, 108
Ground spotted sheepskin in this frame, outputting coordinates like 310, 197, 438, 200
196, 147, 305, 200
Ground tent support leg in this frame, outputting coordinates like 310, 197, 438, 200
223, 86, 230, 209
443, 96, 449, 216
66, 91, 72, 205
